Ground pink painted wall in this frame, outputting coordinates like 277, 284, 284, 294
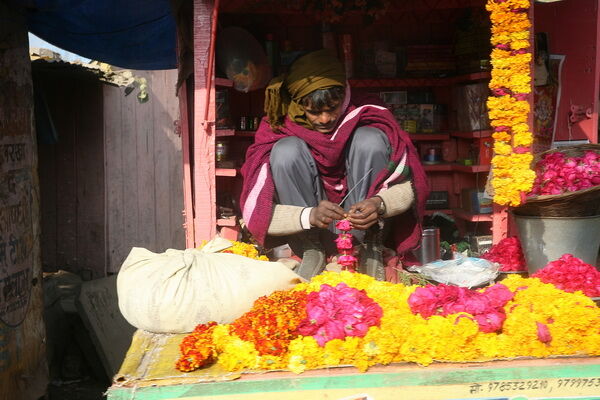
535, 0, 600, 143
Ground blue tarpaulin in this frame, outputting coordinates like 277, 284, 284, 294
26, 0, 177, 70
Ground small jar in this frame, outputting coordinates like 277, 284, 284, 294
216, 140, 229, 162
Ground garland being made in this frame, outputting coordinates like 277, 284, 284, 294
486, 0, 536, 206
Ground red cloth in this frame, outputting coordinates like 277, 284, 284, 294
240, 101, 429, 255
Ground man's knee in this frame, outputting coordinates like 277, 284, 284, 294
270, 136, 309, 170
351, 126, 389, 156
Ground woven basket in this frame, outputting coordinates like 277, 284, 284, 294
513, 144, 600, 217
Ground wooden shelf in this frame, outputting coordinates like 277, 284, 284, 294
453, 164, 491, 173
216, 129, 235, 137
348, 72, 490, 88
349, 77, 447, 88
425, 209, 452, 216
450, 130, 493, 139
410, 133, 450, 141
423, 163, 491, 173
423, 163, 453, 172
236, 130, 256, 137
451, 71, 491, 84
452, 208, 493, 222
215, 168, 237, 177
217, 218, 237, 227
215, 78, 233, 87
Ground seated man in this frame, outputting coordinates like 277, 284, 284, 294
240, 50, 428, 280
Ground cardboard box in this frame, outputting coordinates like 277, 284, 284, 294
461, 189, 492, 214
418, 104, 444, 133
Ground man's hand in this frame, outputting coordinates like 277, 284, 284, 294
309, 200, 346, 229
347, 197, 382, 230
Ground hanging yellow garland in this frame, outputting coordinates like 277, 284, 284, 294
486, 0, 536, 206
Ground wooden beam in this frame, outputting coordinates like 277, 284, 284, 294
192, 0, 217, 243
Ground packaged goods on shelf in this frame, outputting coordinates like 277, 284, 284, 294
454, 82, 490, 132
216, 89, 234, 129
461, 189, 493, 214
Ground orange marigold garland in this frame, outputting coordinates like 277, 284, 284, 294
176, 291, 308, 371
231, 290, 308, 356
486, 0, 536, 206
176, 321, 218, 372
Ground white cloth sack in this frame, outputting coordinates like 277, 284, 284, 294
117, 240, 302, 333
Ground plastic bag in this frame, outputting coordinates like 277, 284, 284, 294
408, 256, 499, 288
117, 238, 302, 333
216, 27, 272, 93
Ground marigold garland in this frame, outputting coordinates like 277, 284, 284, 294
486, 0, 536, 206
199, 240, 269, 260
230, 290, 308, 356
176, 271, 600, 374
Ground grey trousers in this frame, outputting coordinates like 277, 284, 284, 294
270, 126, 391, 243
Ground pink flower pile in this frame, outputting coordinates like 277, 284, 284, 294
298, 283, 383, 346
532, 254, 600, 297
408, 283, 515, 333
335, 219, 358, 272
481, 236, 527, 272
529, 150, 600, 196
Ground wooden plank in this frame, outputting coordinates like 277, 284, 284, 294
452, 164, 491, 173
193, 0, 217, 243
37, 134, 58, 268
215, 129, 235, 137
153, 70, 174, 252
77, 275, 136, 379
107, 357, 600, 400
163, 70, 185, 250
215, 77, 233, 87
409, 133, 450, 141
452, 208, 493, 222
104, 83, 127, 273
215, 168, 237, 177
180, 81, 196, 248
121, 76, 140, 264
76, 80, 106, 278
153, 69, 185, 252
450, 130, 492, 139
135, 71, 157, 252
0, 5, 47, 398
53, 79, 78, 271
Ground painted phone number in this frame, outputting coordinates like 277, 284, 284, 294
469, 377, 600, 394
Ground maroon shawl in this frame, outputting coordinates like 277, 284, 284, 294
240, 102, 429, 254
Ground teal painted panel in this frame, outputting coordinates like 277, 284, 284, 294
107, 362, 600, 400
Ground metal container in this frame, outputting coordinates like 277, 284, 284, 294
413, 227, 440, 265
513, 214, 600, 274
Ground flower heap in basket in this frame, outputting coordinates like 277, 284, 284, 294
176, 271, 600, 374
529, 149, 600, 197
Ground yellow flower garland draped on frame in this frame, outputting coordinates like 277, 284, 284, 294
486, 0, 536, 206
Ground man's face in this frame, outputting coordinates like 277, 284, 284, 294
304, 100, 344, 134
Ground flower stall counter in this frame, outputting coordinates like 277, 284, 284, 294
107, 271, 600, 400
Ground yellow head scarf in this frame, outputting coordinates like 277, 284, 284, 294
264, 49, 346, 130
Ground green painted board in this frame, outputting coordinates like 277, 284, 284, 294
107, 357, 600, 400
